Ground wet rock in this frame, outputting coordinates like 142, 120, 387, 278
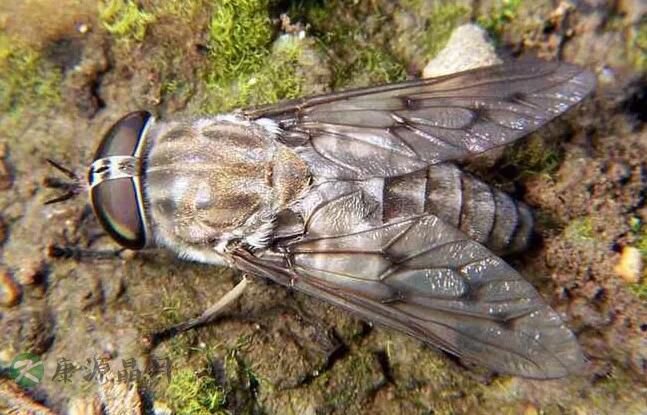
0, 269, 21, 307
423, 24, 501, 78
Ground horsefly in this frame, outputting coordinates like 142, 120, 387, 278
50, 59, 595, 379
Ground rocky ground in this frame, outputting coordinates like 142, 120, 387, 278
0, 1, 645, 414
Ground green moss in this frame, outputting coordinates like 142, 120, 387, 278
290, 1, 406, 89
628, 18, 647, 71
197, 0, 413, 112
564, 217, 595, 242
161, 295, 183, 326
628, 216, 641, 234
0, 33, 62, 116
166, 368, 228, 415
160, 336, 264, 414
153, 0, 412, 111
312, 350, 383, 412
627, 219, 647, 299
207, 0, 273, 80
589, 368, 632, 405
200, 0, 309, 112
235, 35, 304, 104
202, 33, 315, 112
221, 336, 265, 413
477, 0, 523, 40
634, 221, 647, 259
416, 3, 473, 59
98, 0, 156, 44
500, 135, 563, 179
628, 282, 647, 301
331, 40, 406, 89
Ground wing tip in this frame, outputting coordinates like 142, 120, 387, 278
535, 349, 587, 380
557, 61, 597, 98
515, 321, 588, 380
512, 58, 597, 99
573, 67, 597, 97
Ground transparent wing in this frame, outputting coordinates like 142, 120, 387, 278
231, 189, 584, 378
244, 60, 595, 179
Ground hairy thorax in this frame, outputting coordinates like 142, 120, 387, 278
142, 115, 310, 258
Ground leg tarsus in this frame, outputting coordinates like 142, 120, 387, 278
47, 244, 125, 260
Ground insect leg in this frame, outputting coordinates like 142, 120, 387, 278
47, 243, 125, 260
146, 275, 250, 346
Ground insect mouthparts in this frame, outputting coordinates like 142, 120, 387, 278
43, 158, 85, 205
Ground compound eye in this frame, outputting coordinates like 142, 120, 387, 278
93, 111, 152, 160
91, 177, 146, 250
89, 111, 152, 250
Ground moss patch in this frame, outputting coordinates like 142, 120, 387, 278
0, 32, 62, 123
477, 0, 523, 41
159, 335, 263, 414
628, 18, 647, 71
564, 216, 595, 243
196, 0, 334, 113
327, 36, 407, 90
201, 32, 328, 113
166, 368, 228, 415
628, 282, 647, 301
93, 0, 210, 110
636, 226, 647, 260
499, 134, 564, 180
98, 0, 155, 44
207, 0, 273, 81
627, 218, 647, 299
287, 1, 408, 88
405, 2, 472, 59
301, 1, 471, 83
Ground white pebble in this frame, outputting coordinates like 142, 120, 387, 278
423, 24, 502, 78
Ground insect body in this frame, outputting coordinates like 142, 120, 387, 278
87, 60, 595, 379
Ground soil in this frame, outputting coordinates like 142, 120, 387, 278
0, 1, 645, 414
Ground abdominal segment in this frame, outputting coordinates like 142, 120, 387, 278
381, 163, 534, 255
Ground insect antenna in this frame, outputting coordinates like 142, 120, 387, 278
43, 158, 84, 205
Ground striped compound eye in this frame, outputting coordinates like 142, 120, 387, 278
88, 111, 152, 250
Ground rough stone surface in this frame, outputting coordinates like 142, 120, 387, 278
0, 1, 645, 414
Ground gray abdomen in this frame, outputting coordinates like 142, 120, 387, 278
381, 163, 533, 255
